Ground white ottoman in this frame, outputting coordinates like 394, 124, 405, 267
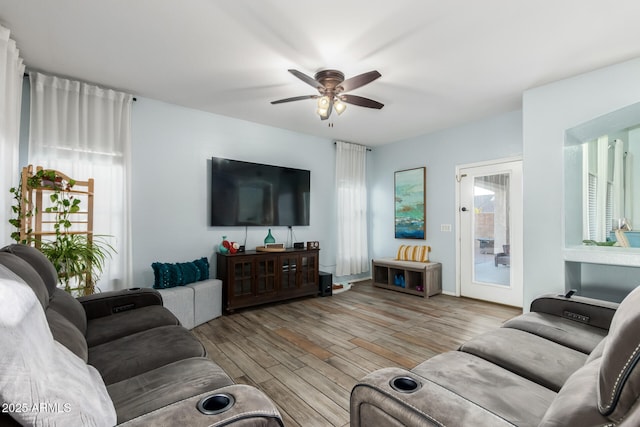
157, 286, 195, 330
189, 279, 223, 326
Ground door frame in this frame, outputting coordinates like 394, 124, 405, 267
454, 156, 523, 303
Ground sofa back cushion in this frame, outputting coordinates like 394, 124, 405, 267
49, 288, 87, 335
586, 337, 607, 364
598, 285, 640, 421
45, 308, 88, 362
0, 277, 116, 426
2, 244, 59, 295
0, 254, 49, 309
538, 358, 609, 427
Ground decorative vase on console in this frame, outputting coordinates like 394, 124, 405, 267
219, 236, 230, 254
264, 229, 275, 245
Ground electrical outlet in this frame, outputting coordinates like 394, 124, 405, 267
440, 224, 452, 232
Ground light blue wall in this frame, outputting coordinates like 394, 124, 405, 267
16, 60, 640, 303
130, 98, 523, 293
131, 98, 337, 286
369, 110, 523, 294
523, 57, 640, 307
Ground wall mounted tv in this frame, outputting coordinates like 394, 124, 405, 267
210, 157, 310, 226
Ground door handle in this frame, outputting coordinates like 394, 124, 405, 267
461, 207, 468, 212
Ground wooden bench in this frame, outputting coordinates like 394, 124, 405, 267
372, 258, 442, 298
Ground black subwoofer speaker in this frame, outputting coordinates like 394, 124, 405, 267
319, 271, 332, 297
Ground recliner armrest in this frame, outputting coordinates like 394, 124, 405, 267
530, 293, 619, 331
78, 288, 163, 320
118, 385, 283, 427
350, 367, 514, 427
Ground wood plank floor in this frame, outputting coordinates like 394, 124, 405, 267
192, 281, 522, 427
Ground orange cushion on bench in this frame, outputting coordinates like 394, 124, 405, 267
396, 245, 430, 262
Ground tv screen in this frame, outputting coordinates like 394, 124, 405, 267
210, 157, 310, 226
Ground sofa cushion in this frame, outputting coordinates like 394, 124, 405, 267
586, 337, 607, 364
459, 328, 587, 392
85, 304, 179, 347
2, 243, 59, 295
88, 325, 206, 385
48, 287, 87, 334
45, 308, 88, 362
619, 401, 640, 426
0, 254, 49, 309
411, 351, 556, 427
597, 285, 640, 421
0, 276, 116, 426
503, 311, 607, 354
107, 357, 234, 424
538, 358, 609, 427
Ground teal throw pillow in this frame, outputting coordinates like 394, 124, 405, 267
177, 262, 200, 285
152, 262, 170, 289
151, 262, 183, 288
152, 257, 210, 288
168, 263, 184, 286
193, 257, 210, 280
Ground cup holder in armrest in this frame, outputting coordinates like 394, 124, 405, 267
128, 287, 141, 291
197, 393, 235, 415
390, 376, 421, 393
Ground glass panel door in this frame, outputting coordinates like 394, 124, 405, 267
473, 173, 511, 287
458, 159, 522, 307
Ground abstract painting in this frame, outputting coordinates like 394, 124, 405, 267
394, 167, 425, 239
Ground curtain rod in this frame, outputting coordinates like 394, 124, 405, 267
23, 72, 137, 101
333, 141, 372, 151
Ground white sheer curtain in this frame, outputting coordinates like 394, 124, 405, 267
624, 151, 633, 223
595, 135, 609, 241
335, 141, 369, 276
0, 25, 25, 244
29, 72, 133, 291
612, 138, 625, 222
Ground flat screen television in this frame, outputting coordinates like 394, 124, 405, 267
210, 157, 310, 226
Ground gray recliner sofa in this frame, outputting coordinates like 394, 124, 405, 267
0, 243, 283, 427
351, 286, 640, 426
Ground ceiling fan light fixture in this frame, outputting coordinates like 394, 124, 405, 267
334, 98, 346, 115
316, 107, 329, 119
317, 95, 331, 108
317, 95, 333, 119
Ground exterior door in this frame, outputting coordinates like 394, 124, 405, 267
457, 159, 523, 307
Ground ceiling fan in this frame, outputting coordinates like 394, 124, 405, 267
271, 69, 384, 120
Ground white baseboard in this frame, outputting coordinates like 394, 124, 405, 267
332, 282, 352, 294
350, 276, 372, 284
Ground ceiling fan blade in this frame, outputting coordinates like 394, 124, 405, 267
338, 70, 381, 92
271, 95, 318, 104
341, 94, 384, 109
288, 69, 324, 90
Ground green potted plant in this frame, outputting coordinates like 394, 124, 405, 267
9, 168, 115, 295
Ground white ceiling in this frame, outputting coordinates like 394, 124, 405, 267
2, 0, 640, 146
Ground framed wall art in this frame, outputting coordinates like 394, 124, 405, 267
394, 167, 426, 239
